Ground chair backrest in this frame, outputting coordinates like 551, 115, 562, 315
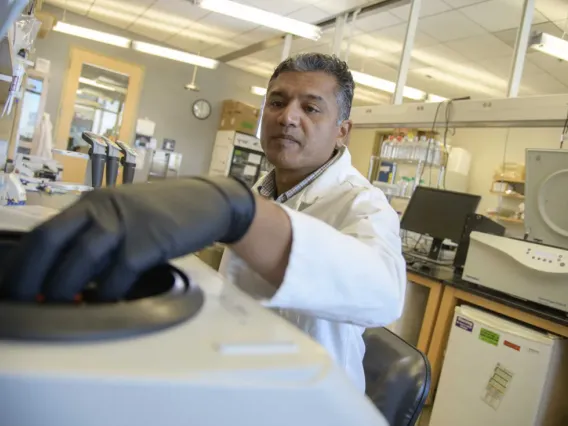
363, 327, 431, 426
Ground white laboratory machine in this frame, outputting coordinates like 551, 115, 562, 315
525, 149, 568, 250
430, 305, 568, 426
0, 254, 388, 426
208, 130, 268, 188
463, 231, 568, 312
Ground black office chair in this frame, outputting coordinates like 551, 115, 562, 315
363, 327, 431, 426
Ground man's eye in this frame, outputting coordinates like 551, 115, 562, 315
270, 100, 284, 107
305, 106, 319, 113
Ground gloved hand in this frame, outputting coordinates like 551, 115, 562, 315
0, 176, 255, 302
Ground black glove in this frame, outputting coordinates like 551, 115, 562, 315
0, 176, 255, 303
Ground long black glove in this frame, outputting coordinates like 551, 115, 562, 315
0, 176, 255, 302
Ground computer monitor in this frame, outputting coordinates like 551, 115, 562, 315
401, 186, 481, 261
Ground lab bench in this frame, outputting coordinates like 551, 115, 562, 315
406, 267, 568, 404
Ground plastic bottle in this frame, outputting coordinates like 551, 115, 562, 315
406, 177, 415, 197
391, 137, 400, 160
397, 177, 408, 197
381, 136, 391, 159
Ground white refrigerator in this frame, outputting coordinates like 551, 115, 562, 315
430, 305, 568, 426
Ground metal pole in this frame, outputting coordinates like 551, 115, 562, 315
392, 0, 422, 105
507, 0, 535, 97
332, 14, 348, 56
281, 34, 293, 61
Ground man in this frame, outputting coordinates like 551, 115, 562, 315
220, 53, 406, 390
0, 53, 405, 392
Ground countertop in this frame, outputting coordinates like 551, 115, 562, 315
406, 264, 568, 328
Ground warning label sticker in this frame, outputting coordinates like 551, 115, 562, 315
455, 316, 474, 332
504, 340, 521, 351
479, 328, 500, 346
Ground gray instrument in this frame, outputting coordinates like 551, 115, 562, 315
81, 132, 107, 188
116, 140, 138, 184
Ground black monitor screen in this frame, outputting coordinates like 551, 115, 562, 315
401, 186, 481, 243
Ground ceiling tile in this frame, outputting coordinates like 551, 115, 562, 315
459, 0, 547, 32
173, 23, 242, 47
286, 5, 330, 23
232, 26, 282, 45
129, 17, 185, 42
354, 11, 403, 33
445, 34, 513, 61
520, 72, 568, 95
391, 0, 452, 21
135, 7, 196, 32
526, 51, 568, 76
199, 44, 238, 58
228, 57, 276, 78
476, 54, 543, 78
442, 0, 487, 8
88, 5, 136, 29
535, 0, 568, 22
410, 65, 506, 97
196, 12, 258, 33
151, 0, 210, 20
167, 36, 213, 54
493, 21, 566, 49
411, 43, 470, 70
243, 0, 309, 15
418, 10, 486, 41
292, 34, 332, 53
314, 0, 368, 15
46, 0, 91, 15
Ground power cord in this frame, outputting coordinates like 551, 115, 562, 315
561, 105, 568, 149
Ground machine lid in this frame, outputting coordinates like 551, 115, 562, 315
116, 140, 138, 156
0, 232, 204, 342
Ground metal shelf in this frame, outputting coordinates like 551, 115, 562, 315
490, 190, 525, 200
487, 212, 524, 224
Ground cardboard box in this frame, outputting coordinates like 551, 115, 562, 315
219, 100, 259, 136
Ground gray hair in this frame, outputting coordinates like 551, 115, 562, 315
268, 53, 355, 122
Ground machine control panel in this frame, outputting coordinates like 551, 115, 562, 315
525, 247, 566, 268
234, 134, 262, 152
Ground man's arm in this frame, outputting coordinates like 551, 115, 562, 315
231, 195, 293, 286
231, 190, 406, 328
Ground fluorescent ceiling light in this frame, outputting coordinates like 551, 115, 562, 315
194, 0, 322, 41
427, 94, 448, 103
53, 22, 131, 48
251, 86, 267, 96
131, 41, 219, 69
530, 32, 568, 62
350, 70, 446, 102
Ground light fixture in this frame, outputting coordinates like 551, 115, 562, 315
530, 32, 568, 62
131, 41, 219, 69
427, 94, 448, 103
350, 70, 447, 102
53, 22, 131, 48
251, 86, 267, 96
78, 77, 128, 94
193, 0, 322, 41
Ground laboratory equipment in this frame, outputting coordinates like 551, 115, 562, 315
525, 149, 568, 250
463, 232, 568, 312
149, 150, 183, 180
430, 305, 568, 426
0, 250, 388, 426
401, 187, 481, 261
209, 130, 269, 188
13, 154, 61, 182
116, 140, 137, 184
453, 214, 505, 274
103, 137, 121, 187
81, 131, 107, 188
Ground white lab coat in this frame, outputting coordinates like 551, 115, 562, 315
219, 148, 406, 391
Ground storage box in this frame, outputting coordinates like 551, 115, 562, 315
219, 100, 259, 136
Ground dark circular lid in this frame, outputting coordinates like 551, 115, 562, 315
0, 231, 204, 342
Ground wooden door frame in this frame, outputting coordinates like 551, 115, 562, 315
55, 45, 144, 150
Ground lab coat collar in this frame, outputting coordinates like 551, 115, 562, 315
285, 147, 355, 209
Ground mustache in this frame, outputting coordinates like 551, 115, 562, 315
271, 134, 300, 143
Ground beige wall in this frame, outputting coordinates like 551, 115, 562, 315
348, 128, 380, 177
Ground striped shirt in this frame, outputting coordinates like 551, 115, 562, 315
258, 147, 344, 203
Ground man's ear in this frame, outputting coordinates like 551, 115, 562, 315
336, 119, 353, 148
